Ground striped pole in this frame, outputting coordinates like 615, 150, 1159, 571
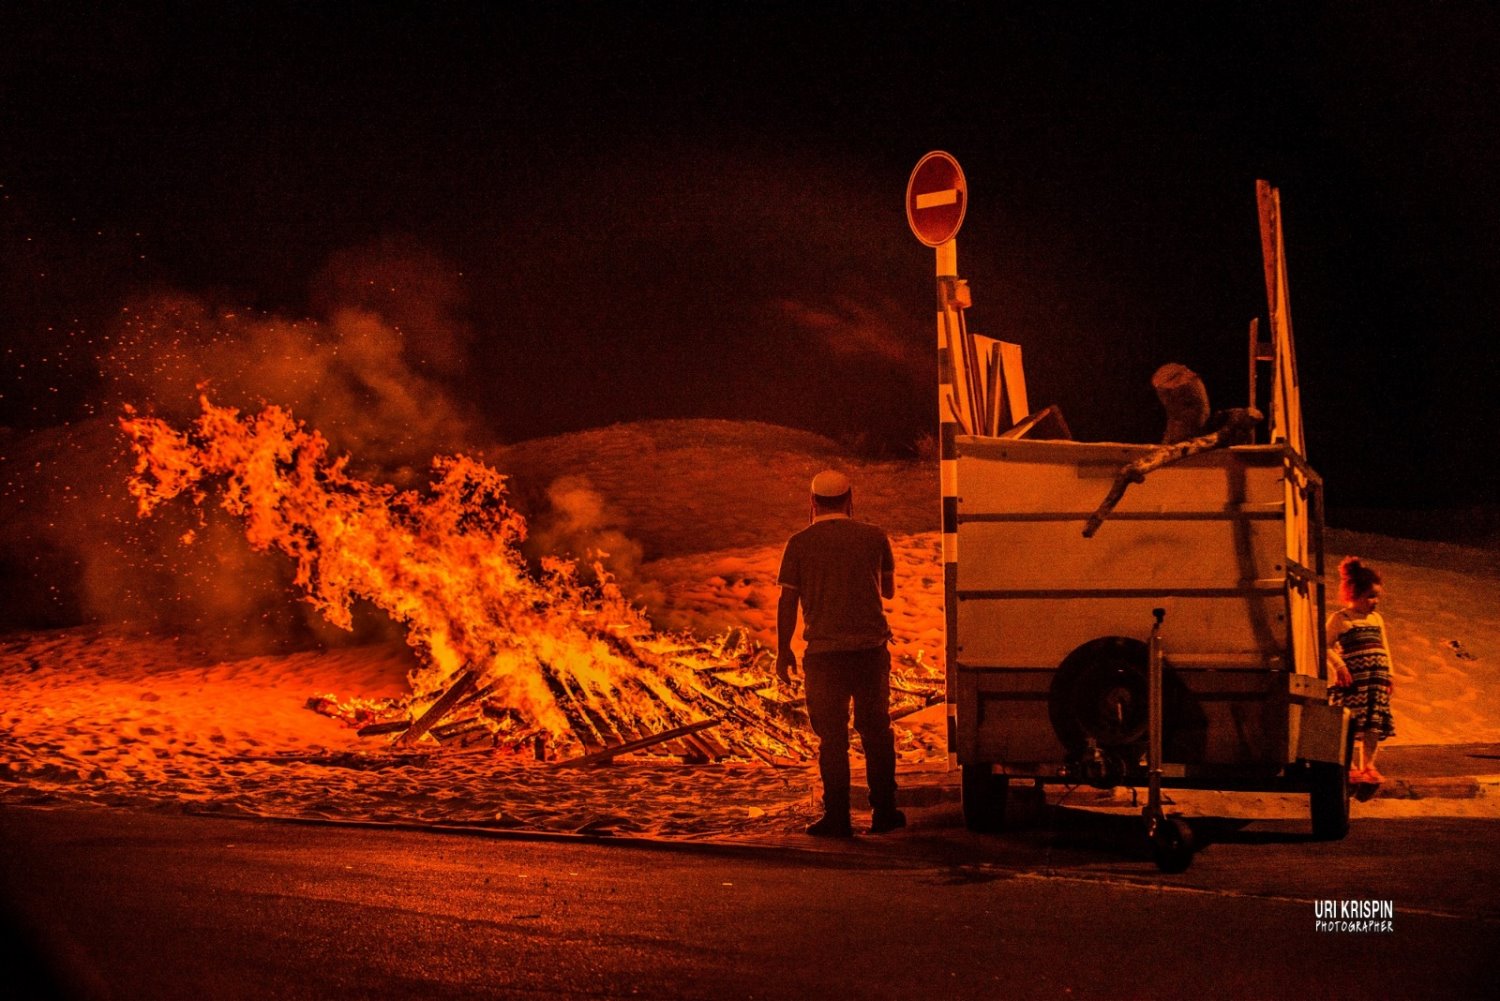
906, 151, 968, 773
936, 239, 961, 769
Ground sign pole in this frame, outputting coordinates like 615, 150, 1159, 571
907, 151, 968, 770
936, 237, 962, 768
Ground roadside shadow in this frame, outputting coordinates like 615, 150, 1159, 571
907, 798, 1329, 878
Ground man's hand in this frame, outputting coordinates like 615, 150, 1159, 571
775, 648, 799, 687
776, 586, 801, 689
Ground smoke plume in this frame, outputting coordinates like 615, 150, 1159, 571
0, 241, 488, 652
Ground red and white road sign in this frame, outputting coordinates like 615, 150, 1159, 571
906, 151, 967, 247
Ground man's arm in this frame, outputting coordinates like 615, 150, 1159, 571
880, 535, 896, 600
775, 586, 800, 684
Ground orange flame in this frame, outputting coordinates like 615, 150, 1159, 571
120, 398, 812, 759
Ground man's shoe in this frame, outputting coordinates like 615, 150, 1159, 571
867, 809, 907, 835
805, 814, 854, 838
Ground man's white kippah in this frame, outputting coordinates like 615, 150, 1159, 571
811, 470, 852, 498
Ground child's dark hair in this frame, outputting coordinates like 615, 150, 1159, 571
1339, 556, 1382, 604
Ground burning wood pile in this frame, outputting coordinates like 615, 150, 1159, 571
121, 399, 937, 767
303, 630, 827, 766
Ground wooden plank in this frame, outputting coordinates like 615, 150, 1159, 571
432, 717, 488, 743
1257, 179, 1305, 457
553, 719, 722, 769
956, 594, 1286, 669
941, 309, 977, 435
956, 440, 1287, 514
357, 719, 412, 738
397, 670, 477, 747
986, 341, 1003, 436
956, 517, 1285, 592
682, 729, 729, 762
962, 504, 1284, 521
998, 403, 1071, 441
998, 340, 1028, 424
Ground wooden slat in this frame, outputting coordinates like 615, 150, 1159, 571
357, 719, 412, 738
956, 518, 1285, 592
553, 719, 722, 769
397, 670, 477, 747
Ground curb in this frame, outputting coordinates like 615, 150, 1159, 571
888, 772, 1498, 805
1377, 774, 1500, 800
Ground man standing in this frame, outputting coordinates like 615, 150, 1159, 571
776, 470, 903, 837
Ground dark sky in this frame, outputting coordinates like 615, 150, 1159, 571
3, 1, 1497, 517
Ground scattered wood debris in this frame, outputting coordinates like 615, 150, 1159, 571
305, 632, 940, 768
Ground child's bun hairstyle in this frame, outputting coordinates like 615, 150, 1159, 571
1339, 556, 1382, 604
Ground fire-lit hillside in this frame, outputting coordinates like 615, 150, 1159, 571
490, 418, 937, 562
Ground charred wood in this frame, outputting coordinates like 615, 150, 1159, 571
397, 669, 477, 747
554, 719, 723, 769
357, 719, 413, 738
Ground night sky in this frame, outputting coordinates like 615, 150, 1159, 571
4, 2, 1497, 524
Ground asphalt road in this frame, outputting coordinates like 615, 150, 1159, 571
0, 807, 1493, 1000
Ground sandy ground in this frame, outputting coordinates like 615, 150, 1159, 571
2, 420, 1497, 837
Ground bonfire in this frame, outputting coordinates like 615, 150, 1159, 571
120, 398, 937, 766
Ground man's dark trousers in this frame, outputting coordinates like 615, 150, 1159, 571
803, 645, 898, 818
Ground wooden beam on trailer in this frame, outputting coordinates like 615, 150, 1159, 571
1256, 180, 1305, 457
1082, 408, 1262, 538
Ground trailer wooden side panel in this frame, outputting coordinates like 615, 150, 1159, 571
954, 438, 1287, 513
955, 593, 1286, 669
952, 434, 1323, 771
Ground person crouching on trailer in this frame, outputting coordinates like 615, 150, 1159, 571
1326, 557, 1397, 783
775, 470, 903, 838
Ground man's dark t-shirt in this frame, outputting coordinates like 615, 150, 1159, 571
777, 516, 894, 654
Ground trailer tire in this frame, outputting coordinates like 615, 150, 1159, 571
1049, 636, 1208, 766
1049, 637, 1150, 754
961, 765, 1008, 833
1309, 761, 1350, 841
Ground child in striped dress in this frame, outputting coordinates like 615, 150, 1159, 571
1326, 557, 1396, 783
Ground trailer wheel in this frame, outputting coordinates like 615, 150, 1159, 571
1049, 637, 1150, 754
961, 765, 1009, 833
1049, 636, 1208, 767
1149, 816, 1195, 873
1309, 761, 1350, 841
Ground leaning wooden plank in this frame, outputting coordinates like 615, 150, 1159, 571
554, 719, 721, 769
683, 729, 729, 762
454, 680, 498, 710
397, 669, 477, 747
998, 340, 1029, 424
999, 403, 1071, 441
357, 719, 413, 738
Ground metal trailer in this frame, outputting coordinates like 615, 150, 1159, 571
952, 434, 1349, 865
932, 178, 1349, 871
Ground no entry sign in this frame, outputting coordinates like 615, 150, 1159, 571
906, 151, 967, 247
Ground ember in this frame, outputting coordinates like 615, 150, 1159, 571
120, 398, 932, 763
